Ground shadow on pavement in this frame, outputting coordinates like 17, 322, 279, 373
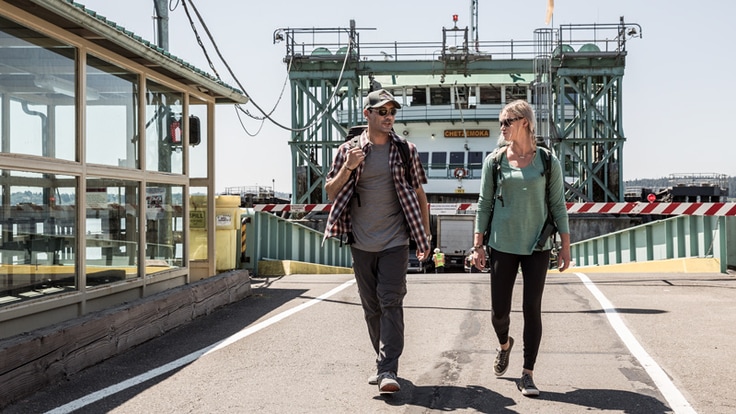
542, 388, 672, 413
375, 378, 672, 413
379, 379, 517, 413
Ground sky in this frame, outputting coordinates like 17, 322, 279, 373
80, 0, 736, 196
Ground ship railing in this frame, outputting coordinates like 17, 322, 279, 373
336, 104, 503, 125
276, 20, 640, 63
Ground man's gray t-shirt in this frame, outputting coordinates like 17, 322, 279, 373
350, 142, 409, 252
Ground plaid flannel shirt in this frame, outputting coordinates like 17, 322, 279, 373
322, 130, 430, 252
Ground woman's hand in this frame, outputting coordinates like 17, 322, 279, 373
557, 246, 571, 272
556, 233, 572, 272
471, 247, 486, 271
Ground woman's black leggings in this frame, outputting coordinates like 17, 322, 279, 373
489, 248, 550, 371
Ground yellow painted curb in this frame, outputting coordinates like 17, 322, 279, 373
258, 260, 353, 276
549, 258, 721, 274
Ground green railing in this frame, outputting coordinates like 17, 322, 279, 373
571, 215, 735, 273
240, 210, 352, 276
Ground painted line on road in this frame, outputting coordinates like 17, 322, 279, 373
45, 279, 356, 414
575, 272, 696, 414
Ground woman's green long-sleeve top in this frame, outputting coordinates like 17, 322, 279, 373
474, 148, 569, 255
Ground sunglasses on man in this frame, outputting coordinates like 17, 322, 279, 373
368, 107, 398, 117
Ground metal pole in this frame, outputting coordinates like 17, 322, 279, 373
153, 0, 169, 50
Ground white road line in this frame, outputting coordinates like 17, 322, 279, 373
45, 279, 356, 414
575, 272, 696, 414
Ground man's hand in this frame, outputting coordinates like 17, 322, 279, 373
344, 147, 364, 170
416, 249, 428, 262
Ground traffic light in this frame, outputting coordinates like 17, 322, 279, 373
189, 115, 201, 146
167, 114, 201, 146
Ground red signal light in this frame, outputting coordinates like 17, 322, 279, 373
452, 14, 458, 22
647, 193, 656, 203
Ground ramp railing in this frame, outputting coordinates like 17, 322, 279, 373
571, 215, 734, 273
240, 209, 352, 276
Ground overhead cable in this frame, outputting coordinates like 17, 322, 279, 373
180, 0, 353, 133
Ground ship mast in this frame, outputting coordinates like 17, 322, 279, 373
469, 0, 479, 52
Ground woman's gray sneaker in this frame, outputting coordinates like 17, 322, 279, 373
493, 336, 514, 376
517, 372, 540, 397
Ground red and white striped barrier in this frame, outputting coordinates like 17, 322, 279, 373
254, 202, 736, 217
254, 204, 333, 213
565, 202, 736, 216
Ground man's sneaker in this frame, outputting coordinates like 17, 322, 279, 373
378, 371, 400, 394
368, 374, 379, 385
493, 336, 514, 376
517, 372, 540, 397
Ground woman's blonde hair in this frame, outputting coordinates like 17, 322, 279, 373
498, 100, 536, 148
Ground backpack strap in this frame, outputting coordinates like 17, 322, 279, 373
540, 146, 551, 200
535, 147, 558, 250
491, 146, 506, 207
482, 146, 506, 245
347, 136, 361, 207
394, 138, 413, 186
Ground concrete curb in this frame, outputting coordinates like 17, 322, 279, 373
549, 258, 723, 274
258, 260, 353, 276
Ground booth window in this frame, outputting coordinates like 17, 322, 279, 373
0, 170, 77, 304
0, 16, 76, 161
86, 54, 140, 168
145, 81, 184, 174
85, 177, 139, 287
145, 183, 184, 273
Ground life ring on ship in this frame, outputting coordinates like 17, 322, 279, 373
453, 168, 469, 179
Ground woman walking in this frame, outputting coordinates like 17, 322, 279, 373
470, 100, 571, 397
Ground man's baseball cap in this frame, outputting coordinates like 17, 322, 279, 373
363, 89, 401, 109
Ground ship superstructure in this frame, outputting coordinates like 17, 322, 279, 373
275, 16, 641, 205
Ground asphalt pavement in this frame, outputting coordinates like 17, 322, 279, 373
4, 268, 734, 413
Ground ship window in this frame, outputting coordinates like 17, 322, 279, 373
429, 152, 447, 178
431, 152, 446, 166
455, 85, 476, 109
430, 87, 450, 105
468, 151, 484, 165
449, 152, 464, 168
411, 88, 426, 106
418, 151, 429, 166
469, 151, 484, 178
506, 85, 527, 102
479, 86, 501, 104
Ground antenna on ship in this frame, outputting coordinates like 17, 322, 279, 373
469, 0, 479, 52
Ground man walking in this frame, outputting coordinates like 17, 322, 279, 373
323, 89, 431, 395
